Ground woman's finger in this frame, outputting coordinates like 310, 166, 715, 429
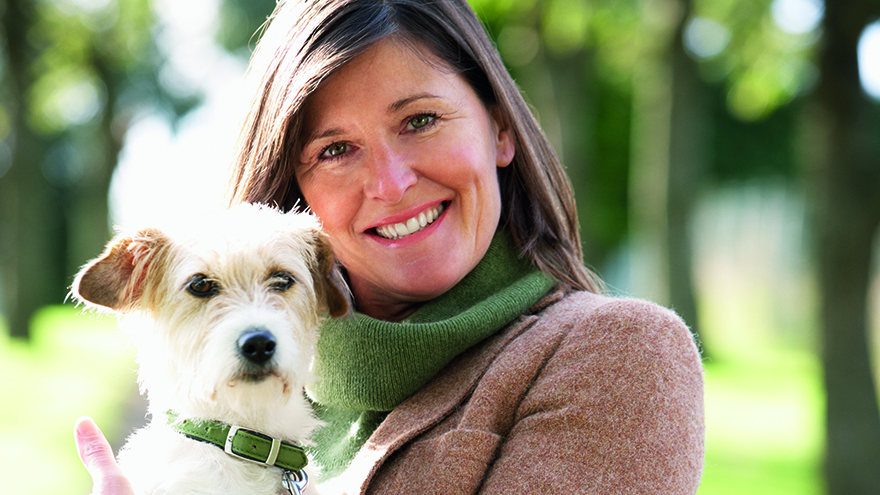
74, 416, 135, 495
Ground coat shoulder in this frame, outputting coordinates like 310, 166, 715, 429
524, 291, 705, 417
488, 290, 706, 493
535, 291, 702, 366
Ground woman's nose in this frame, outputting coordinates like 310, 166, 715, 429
364, 143, 417, 203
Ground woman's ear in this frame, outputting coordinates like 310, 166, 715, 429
491, 107, 516, 169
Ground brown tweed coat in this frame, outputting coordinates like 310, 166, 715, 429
323, 289, 705, 494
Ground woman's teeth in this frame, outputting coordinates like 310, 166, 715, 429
375, 203, 445, 240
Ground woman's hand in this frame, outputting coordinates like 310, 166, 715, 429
74, 416, 135, 495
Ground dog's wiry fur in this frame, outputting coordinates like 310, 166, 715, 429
72, 204, 348, 494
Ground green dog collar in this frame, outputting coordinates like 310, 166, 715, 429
166, 411, 309, 472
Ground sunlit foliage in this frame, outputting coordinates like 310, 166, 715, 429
689, 0, 822, 120
472, 0, 824, 121
25, 0, 158, 133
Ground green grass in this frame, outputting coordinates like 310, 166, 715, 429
0, 305, 139, 495
698, 351, 825, 494
1, 304, 825, 493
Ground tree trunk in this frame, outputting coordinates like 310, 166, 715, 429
809, 2, 880, 492
629, 0, 706, 351
628, 10, 673, 306
0, 0, 66, 339
666, 2, 707, 352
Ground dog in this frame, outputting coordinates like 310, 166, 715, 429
71, 203, 348, 494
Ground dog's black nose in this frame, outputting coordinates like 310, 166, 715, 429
237, 329, 276, 365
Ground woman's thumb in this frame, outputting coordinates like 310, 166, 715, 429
74, 416, 135, 495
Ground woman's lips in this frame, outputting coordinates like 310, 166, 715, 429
373, 202, 446, 240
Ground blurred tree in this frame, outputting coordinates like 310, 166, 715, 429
622, 0, 707, 347
665, 0, 708, 356
688, 0, 880, 490
804, 2, 880, 492
0, 0, 197, 339
1, 0, 58, 340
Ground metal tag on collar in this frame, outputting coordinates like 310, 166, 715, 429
224, 425, 282, 467
283, 469, 308, 495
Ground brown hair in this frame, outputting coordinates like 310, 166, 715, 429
225, 0, 602, 293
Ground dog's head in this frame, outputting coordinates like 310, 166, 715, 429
71, 204, 349, 421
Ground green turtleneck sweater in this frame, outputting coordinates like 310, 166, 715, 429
305, 230, 556, 480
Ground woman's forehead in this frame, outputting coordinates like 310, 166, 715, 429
301, 40, 466, 126
324, 39, 454, 93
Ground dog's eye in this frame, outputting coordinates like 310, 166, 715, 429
268, 271, 295, 291
187, 274, 218, 298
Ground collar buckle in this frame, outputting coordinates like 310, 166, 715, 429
224, 424, 282, 467
283, 469, 309, 495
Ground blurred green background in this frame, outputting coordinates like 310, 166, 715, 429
1, 0, 879, 493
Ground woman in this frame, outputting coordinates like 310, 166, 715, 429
75, 0, 704, 493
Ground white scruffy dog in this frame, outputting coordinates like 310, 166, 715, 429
71, 204, 348, 495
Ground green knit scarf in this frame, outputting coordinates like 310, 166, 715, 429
306, 230, 556, 479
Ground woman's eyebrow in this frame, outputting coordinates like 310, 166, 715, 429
310, 128, 345, 142
388, 93, 440, 113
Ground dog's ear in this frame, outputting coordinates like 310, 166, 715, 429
309, 229, 350, 318
72, 228, 169, 313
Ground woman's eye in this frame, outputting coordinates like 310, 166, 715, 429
187, 275, 218, 298
407, 113, 437, 131
269, 271, 295, 291
321, 142, 348, 159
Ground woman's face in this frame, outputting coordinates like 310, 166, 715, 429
296, 39, 515, 321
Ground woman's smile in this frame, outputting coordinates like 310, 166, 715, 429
372, 202, 447, 240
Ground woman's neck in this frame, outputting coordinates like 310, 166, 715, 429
347, 277, 426, 322
356, 299, 420, 322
